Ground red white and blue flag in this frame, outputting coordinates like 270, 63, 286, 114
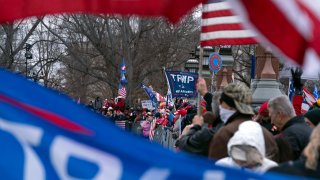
303, 87, 317, 107
231, 0, 320, 73
155, 92, 166, 102
118, 85, 127, 99
200, 0, 257, 46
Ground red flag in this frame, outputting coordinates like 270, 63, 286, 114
200, 0, 256, 46
0, 0, 203, 23
231, 0, 320, 67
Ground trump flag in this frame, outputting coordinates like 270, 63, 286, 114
165, 71, 198, 98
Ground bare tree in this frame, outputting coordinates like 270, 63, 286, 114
232, 44, 257, 87
0, 18, 41, 71
42, 12, 200, 105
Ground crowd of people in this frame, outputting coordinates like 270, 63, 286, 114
87, 68, 320, 179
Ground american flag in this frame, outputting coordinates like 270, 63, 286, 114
231, 0, 320, 68
118, 85, 127, 99
200, 0, 257, 46
303, 87, 316, 106
156, 92, 165, 102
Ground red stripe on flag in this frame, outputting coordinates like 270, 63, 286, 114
201, 23, 245, 33
201, 38, 256, 46
240, 0, 307, 65
202, 10, 233, 19
0, 95, 93, 135
296, 1, 320, 58
200, 1, 256, 46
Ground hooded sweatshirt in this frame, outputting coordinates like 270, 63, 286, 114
216, 121, 278, 174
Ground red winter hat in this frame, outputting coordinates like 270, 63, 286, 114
259, 102, 269, 117
175, 109, 187, 117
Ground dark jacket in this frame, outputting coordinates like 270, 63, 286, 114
175, 124, 219, 157
268, 156, 320, 179
276, 115, 312, 161
203, 93, 213, 112
208, 113, 279, 162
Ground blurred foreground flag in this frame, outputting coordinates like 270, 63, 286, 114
200, 0, 257, 46
0, 0, 202, 23
231, 0, 320, 70
0, 69, 296, 179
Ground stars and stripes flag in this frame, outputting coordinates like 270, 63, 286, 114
118, 85, 127, 99
303, 87, 316, 107
200, 0, 257, 46
231, 0, 320, 70
155, 92, 166, 102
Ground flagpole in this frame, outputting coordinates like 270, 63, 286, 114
197, 47, 203, 116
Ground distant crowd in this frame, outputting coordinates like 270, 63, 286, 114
86, 68, 320, 179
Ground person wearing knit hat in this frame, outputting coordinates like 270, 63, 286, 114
304, 109, 320, 129
255, 101, 278, 135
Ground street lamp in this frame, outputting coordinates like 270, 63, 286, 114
25, 43, 33, 77
185, 59, 199, 73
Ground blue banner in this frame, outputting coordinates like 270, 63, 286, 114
165, 71, 198, 98
0, 69, 296, 179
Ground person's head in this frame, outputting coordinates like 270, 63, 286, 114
202, 111, 215, 124
268, 95, 296, 130
146, 112, 153, 121
255, 102, 270, 123
228, 121, 265, 169
304, 109, 320, 129
219, 83, 254, 123
304, 124, 320, 170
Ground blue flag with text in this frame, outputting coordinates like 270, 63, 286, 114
165, 71, 198, 98
0, 69, 297, 179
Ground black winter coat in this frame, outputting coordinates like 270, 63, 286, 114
277, 115, 312, 161
175, 124, 221, 157
268, 156, 320, 179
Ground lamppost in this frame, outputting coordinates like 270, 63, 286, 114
189, 46, 215, 91
25, 43, 33, 77
184, 59, 199, 73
